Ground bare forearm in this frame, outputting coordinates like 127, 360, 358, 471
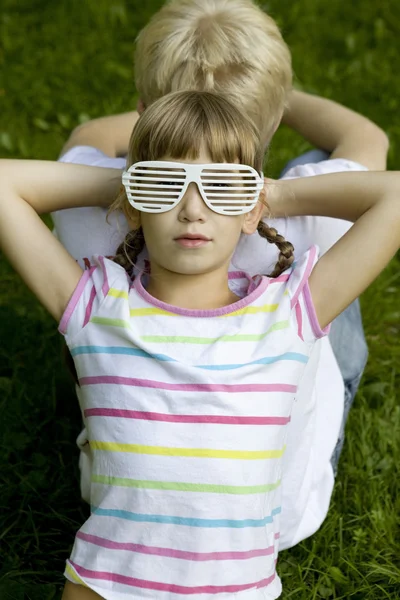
269, 171, 400, 222
0, 160, 122, 213
281, 90, 389, 170
60, 111, 140, 158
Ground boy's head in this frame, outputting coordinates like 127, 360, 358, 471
134, 0, 292, 146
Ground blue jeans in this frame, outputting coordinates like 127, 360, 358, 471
281, 150, 369, 473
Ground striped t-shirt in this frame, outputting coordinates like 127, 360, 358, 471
60, 246, 328, 600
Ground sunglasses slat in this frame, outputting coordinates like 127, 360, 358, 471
125, 178, 185, 184
204, 193, 259, 198
132, 170, 186, 177
127, 189, 182, 196
125, 183, 184, 189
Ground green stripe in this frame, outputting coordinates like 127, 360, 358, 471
91, 316, 131, 329
92, 474, 281, 495
141, 320, 289, 344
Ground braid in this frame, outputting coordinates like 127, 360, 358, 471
113, 227, 146, 278
257, 221, 294, 278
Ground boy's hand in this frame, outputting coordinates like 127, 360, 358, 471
281, 90, 389, 171
260, 178, 279, 219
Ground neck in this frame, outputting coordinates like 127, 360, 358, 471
145, 265, 240, 310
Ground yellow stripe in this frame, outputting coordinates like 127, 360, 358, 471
219, 303, 278, 317
108, 288, 129, 299
130, 307, 176, 317
90, 440, 285, 460
65, 563, 88, 586
108, 290, 279, 317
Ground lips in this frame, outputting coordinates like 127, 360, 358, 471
174, 233, 211, 241
174, 233, 211, 248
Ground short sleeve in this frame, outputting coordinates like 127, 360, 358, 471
279, 159, 369, 259
282, 158, 369, 180
58, 256, 128, 341
53, 147, 130, 264
59, 145, 126, 169
285, 246, 330, 343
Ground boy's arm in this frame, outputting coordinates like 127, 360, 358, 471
281, 90, 389, 170
60, 111, 140, 158
0, 160, 122, 321
267, 171, 400, 328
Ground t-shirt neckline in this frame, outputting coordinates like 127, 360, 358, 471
133, 271, 268, 318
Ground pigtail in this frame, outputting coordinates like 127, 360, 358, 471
113, 227, 146, 277
257, 221, 294, 278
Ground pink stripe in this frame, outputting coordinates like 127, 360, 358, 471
270, 273, 290, 283
98, 256, 109, 296
290, 245, 317, 308
295, 302, 304, 341
303, 282, 331, 338
79, 376, 296, 394
228, 270, 248, 279
83, 284, 97, 327
58, 267, 93, 334
69, 560, 276, 594
84, 407, 291, 425
76, 531, 275, 561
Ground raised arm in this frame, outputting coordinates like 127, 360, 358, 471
60, 111, 140, 158
281, 90, 389, 170
0, 160, 122, 321
267, 171, 400, 328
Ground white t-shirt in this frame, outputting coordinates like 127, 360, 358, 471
55, 146, 368, 550
61, 248, 327, 599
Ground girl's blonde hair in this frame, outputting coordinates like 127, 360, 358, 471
134, 0, 292, 144
111, 90, 294, 278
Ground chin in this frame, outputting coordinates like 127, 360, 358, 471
163, 259, 217, 276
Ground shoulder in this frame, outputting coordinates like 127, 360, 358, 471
59, 256, 130, 336
284, 246, 319, 306
58, 145, 126, 169
257, 246, 328, 342
86, 255, 130, 290
256, 246, 318, 303
281, 158, 369, 180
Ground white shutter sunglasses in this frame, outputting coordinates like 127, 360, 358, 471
122, 161, 264, 216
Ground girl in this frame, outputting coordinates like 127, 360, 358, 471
1, 91, 399, 600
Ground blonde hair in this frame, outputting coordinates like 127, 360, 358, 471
111, 91, 294, 278
134, 0, 292, 143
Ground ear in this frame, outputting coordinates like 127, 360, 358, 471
137, 98, 146, 114
241, 189, 268, 235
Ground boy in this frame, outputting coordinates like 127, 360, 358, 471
54, 0, 388, 551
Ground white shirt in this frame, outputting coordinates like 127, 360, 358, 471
61, 249, 326, 599
55, 146, 368, 550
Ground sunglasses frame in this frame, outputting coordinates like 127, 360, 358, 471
122, 161, 264, 216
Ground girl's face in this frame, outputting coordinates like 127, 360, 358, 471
133, 147, 264, 278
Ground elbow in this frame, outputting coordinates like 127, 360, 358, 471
364, 122, 390, 169
59, 120, 115, 158
373, 124, 390, 155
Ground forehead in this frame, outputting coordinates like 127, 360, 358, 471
160, 141, 240, 166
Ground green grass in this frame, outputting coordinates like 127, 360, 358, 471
0, 0, 399, 598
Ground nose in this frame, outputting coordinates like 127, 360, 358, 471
178, 182, 207, 221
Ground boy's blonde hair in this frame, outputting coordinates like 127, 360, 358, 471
134, 0, 292, 144
111, 91, 294, 278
